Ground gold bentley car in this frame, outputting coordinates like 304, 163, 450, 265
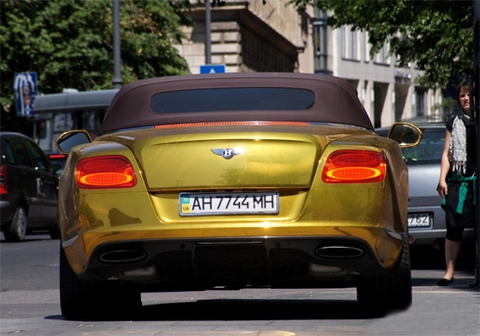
56, 72, 421, 320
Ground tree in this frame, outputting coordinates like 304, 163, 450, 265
289, 0, 474, 89
0, 0, 191, 131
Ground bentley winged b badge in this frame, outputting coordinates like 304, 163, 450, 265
210, 147, 245, 160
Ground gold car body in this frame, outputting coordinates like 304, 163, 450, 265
56, 73, 420, 319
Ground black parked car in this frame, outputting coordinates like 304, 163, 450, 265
0, 132, 59, 241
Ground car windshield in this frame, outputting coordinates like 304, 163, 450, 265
401, 128, 444, 165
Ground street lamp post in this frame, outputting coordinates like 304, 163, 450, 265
113, 0, 122, 89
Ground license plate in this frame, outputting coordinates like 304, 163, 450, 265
179, 192, 279, 216
407, 213, 431, 228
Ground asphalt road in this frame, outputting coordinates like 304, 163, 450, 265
0, 234, 479, 336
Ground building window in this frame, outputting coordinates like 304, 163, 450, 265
414, 87, 426, 117
312, 4, 329, 74
373, 42, 390, 65
341, 26, 358, 61
313, 19, 328, 73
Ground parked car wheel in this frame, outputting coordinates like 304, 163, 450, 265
59, 245, 142, 320
48, 212, 61, 239
357, 235, 412, 316
4, 206, 27, 242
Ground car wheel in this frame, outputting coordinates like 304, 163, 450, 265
357, 235, 412, 316
4, 206, 27, 242
59, 244, 142, 320
49, 227, 61, 239
49, 219, 61, 239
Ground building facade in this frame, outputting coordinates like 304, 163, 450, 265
176, 0, 444, 128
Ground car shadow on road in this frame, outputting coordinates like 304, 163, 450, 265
135, 299, 397, 321
44, 299, 398, 321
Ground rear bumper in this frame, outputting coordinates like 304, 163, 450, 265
75, 236, 398, 288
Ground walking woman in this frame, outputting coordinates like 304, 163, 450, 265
436, 79, 477, 286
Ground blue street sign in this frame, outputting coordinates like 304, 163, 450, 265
14, 72, 37, 117
200, 64, 226, 74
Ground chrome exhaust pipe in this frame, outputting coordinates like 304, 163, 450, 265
99, 250, 146, 263
314, 246, 364, 259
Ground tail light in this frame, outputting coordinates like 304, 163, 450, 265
49, 153, 66, 160
322, 150, 386, 183
0, 165, 6, 194
75, 155, 137, 189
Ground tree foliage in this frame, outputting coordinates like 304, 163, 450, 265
289, 0, 474, 89
0, 0, 191, 130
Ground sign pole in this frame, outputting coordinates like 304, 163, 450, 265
205, 0, 211, 64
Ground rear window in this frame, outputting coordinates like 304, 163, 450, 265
4, 137, 32, 167
24, 140, 50, 171
3, 136, 52, 171
150, 88, 315, 113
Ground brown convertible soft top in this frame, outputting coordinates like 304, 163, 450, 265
98, 72, 373, 135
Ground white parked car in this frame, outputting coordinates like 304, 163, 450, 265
376, 123, 474, 247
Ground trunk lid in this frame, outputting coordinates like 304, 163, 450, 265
138, 131, 322, 190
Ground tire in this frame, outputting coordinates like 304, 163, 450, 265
4, 206, 27, 242
59, 244, 142, 320
49, 210, 61, 239
357, 236, 412, 316
49, 227, 61, 239
49, 221, 61, 239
